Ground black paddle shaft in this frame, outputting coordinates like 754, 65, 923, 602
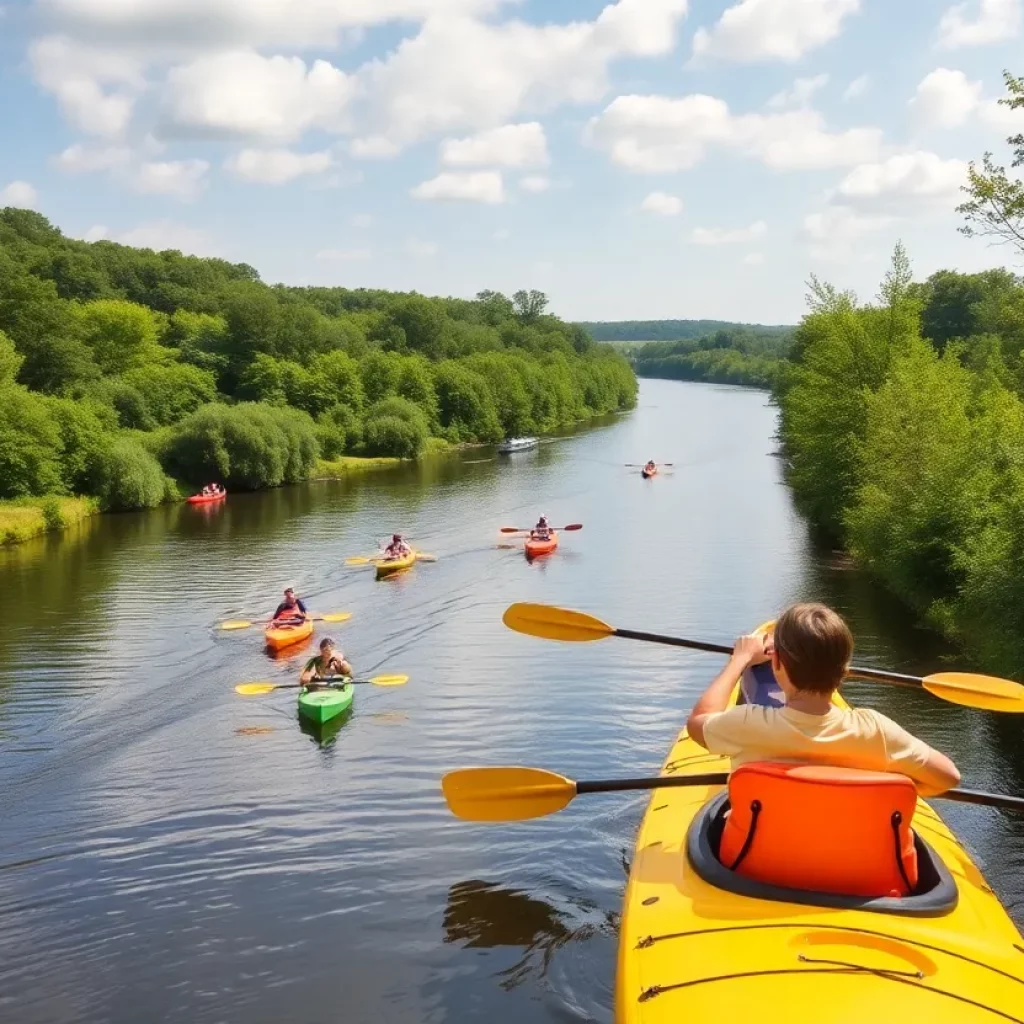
574, 774, 1024, 812
610, 628, 927, 688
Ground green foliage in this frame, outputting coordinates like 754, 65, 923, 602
580, 319, 794, 343
40, 496, 66, 531
166, 402, 319, 490
120, 363, 218, 425
73, 299, 166, 375
91, 437, 167, 511
0, 383, 64, 497
362, 396, 429, 458
432, 362, 503, 442
0, 329, 23, 383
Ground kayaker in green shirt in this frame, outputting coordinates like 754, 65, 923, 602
300, 638, 352, 688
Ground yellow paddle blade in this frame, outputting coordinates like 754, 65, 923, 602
345, 556, 372, 565
235, 682, 277, 695
416, 552, 437, 562
923, 672, 1024, 713
442, 766, 576, 822
502, 603, 616, 643
221, 620, 253, 630
321, 612, 353, 623
370, 674, 409, 687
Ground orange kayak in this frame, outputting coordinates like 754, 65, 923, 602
264, 619, 314, 650
525, 531, 558, 559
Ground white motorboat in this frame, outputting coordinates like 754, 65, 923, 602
497, 436, 539, 453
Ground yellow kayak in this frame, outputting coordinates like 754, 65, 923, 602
616, 623, 1024, 1023
375, 549, 417, 579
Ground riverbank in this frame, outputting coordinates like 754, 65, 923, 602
0, 496, 99, 546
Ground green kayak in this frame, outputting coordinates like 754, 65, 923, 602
297, 681, 354, 724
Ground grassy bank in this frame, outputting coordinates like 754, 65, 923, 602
0, 496, 98, 546
313, 456, 404, 479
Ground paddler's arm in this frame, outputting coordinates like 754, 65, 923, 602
299, 658, 319, 685
687, 634, 771, 748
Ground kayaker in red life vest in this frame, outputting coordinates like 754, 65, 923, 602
686, 602, 961, 796
382, 533, 411, 560
530, 516, 551, 541
300, 637, 352, 687
268, 587, 308, 627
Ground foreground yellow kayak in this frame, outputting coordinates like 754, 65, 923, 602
616, 623, 1024, 1023
375, 549, 417, 579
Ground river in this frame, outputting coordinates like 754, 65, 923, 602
1, 378, 1021, 1024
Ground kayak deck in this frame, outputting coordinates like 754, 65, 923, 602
375, 550, 417, 578
264, 619, 314, 650
298, 683, 353, 724
525, 531, 558, 559
616, 625, 1024, 1022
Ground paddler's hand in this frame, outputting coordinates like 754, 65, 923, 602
732, 633, 772, 667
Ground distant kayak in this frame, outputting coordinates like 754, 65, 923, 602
525, 531, 558, 559
641, 468, 657, 479
375, 549, 417, 578
498, 437, 539, 454
187, 490, 226, 504
298, 682, 353, 724
264, 619, 314, 650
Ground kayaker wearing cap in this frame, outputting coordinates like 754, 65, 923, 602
530, 515, 551, 541
686, 602, 961, 796
645, 460, 656, 473
382, 533, 411, 560
268, 587, 307, 627
300, 637, 352, 687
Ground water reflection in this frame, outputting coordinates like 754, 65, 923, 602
443, 880, 617, 991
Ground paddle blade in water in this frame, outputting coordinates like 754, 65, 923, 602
221, 620, 253, 630
561, 523, 583, 531
923, 672, 1024, 713
321, 612, 353, 623
442, 767, 576, 822
416, 553, 437, 562
235, 682, 277, 695
345, 557, 371, 565
369, 674, 409, 687
502, 603, 615, 643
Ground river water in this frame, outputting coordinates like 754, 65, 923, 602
1, 378, 1021, 1024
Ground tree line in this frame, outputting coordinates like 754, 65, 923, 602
775, 71, 1024, 674
626, 326, 792, 388
0, 212, 637, 511
578, 318, 793, 343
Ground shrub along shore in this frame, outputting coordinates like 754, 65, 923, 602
0, 210, 637, 545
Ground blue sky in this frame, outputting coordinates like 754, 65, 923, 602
1, 0, 1023, 323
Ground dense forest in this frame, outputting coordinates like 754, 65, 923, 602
579, 319, 793, 343
627, 326, 793, 388
0, 210, 637, 516
776, 69, 1024, 674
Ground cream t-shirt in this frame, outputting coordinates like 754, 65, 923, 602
701, 704, 931, 782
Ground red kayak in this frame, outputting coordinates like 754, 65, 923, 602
525, 531, 558, 559
187, 490, 226, 505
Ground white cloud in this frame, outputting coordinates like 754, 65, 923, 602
410, 170, 505, 203
843, 74, 869, 100
0, 181, 39, 209
132, 159, 209, 199
441, 122, 549, 167
360, 0, 689, 148
937, 0, 1021, 49
162, 51, 355, 141
351, 213, 375, 228
802, 204, 893, 242
55, 142, 133, 173
316, 248, 372, 261
587, 93, 882, 173
83, 220, 220, 255
768, 73, 829, 109
30, 36, 139, 138
519, 174, 550, 193
493, 228, 511, 241
407, 238, 439, 257
692, 0, 860, 63
911, 68, 983, 128
742, 252, 765, 265
641, 190, 683, 215
690, 220, 767, 245
37, 0, 505, 50
350, 136, 401, 159
835, 152, 968, 209
226, 148, 334, 184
